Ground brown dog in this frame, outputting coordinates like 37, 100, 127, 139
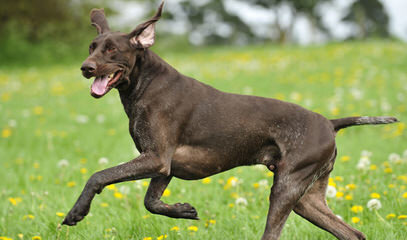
62, 2, 398, 239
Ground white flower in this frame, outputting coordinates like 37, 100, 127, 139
367, 199, 382, 211
388, 153, 401, 163
76, 114, 89, 124
258, 179, 268, 187
57, 159, 69, 168
133, 180, 143, 190
326, 185, 337, 198
98, 157, 109, 165
350, 88, 363, 100
235, 197, 248, 206
357, 156, 371, 170
119, 186, 130, 195
96, 114, 105, 123
8, 119, 17, 127
361, 150, 372, 157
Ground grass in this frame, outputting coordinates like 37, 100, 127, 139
1, 40, 407, 240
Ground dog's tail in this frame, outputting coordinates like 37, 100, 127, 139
330, 116, 399, 132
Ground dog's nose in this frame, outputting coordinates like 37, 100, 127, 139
81, 61, 96, 73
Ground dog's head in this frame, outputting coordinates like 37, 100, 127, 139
81, 2, 163, 98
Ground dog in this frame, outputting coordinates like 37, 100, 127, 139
62, 2, 398, 239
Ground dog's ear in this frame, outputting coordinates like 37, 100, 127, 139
90, 8, 110, 35
128, 1, 164, 49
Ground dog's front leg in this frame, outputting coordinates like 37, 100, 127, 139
62, 152, 169, 226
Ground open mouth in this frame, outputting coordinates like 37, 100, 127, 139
90, 70, 123, 98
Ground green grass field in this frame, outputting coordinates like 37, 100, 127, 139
1, 41, 407, 240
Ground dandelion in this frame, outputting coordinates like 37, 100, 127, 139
80, 168, 88, 174
351, 205, 363, 213
2, 128, 12, 138
259, 179, 268, 187
370, 193, 381, 199
384, 167, 393, 173
201, 177, 211, 184
340, 155, 350, 162
67, 181, 76, 187
266, 172, 274, 177
22, 214, 35, 220
75, 114, 89, 124
18, 234, 23, 239
334, 176, 344, 182
170, 226, 180, 232
33, 106, 44, 115
253, 183, 260, 189
367, 199, 382, 211
388, 153, 401, 163
163, 189, 171, 197
188, 225, 198, 232
326, 185, 337, 198
119, 186, 130, 195
56, 212, 65, 217
8, 197, 22, 206
345, 194, 353, 200
351, 217, 360, 224
0, 236, 12, 240
361, 150, 372, 157
57, 159, 69, 168
346, 183, 357, 190
398, 215, 407, 220
336, 191, 344, 198
100, 203, 109, 208
106, 184, 117, 190
402, 192, 407, 198
114, 192, 123, 199
157, 235, 167, 240
386, 213, 396, 219
235, 197, 248, 206
98, 157, 109, 165
143, 237, 152, 240
357, 156, 370, 170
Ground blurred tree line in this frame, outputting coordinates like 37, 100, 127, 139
0, 0, 391, 64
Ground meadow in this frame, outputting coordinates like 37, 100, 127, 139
1, 41, 407, 240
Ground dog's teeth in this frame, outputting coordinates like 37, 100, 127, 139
109, 73, 114, 78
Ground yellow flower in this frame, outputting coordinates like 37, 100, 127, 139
209, 219, 216, 225
0, 237, 13, 240
67, 181, 76, 187
188, 225, 198, 232
334, 176, 344, 182
402, 192, 407, 198
33, 106, 44, 115
163, 189, 171, 197
398, 215, 407, 219
56, 212, 65, 217
80, 168, 88, 174
266, 172, 274, 177
351, 217, 360, 223
142, 181, 149, 187
156, 234, 167, 240
142, 215, 150, 219
369, 164, 377, 170
384, 167, 393, 173
23, 214, 35, 220
114, 192, 123, 199
228, 203, 235, 208
18, 234, 23, 239
2, 128, 12, 138
386, 213, 396, 219
388, 184, 395, 188
230, 192, 239, 199
345, 194, 353, 200
253, 183, 260, 189
8, 197, 22, 206
351, 205, 363, 213
143, 237, 152, 240
336, 191, 344, 198
340, 156, 350, 162
100, 202, 109, 208
370, 193, 380, 199
32, 236, 41, 240
80, 158, 87, 164
33, 162, 39, 169
201, 177, 211, 184
106, 184, 117, 190
346, 183, 357, 190
170, 226, 179, 232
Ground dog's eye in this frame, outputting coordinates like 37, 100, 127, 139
106, 47, 116, 53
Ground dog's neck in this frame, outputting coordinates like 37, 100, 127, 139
118, 49, 176, 118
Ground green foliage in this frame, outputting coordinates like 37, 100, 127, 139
1, 41, 407, 240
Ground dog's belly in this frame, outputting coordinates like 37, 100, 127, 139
171, 145, 236, 180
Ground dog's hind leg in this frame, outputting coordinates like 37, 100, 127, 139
144, 176, 199, 219
294, 173, 366, 240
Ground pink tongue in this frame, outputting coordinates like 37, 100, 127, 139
91, 76, 109, 95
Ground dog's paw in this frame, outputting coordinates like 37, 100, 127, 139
61, 206, 89, 226
173, 202, 199, 220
